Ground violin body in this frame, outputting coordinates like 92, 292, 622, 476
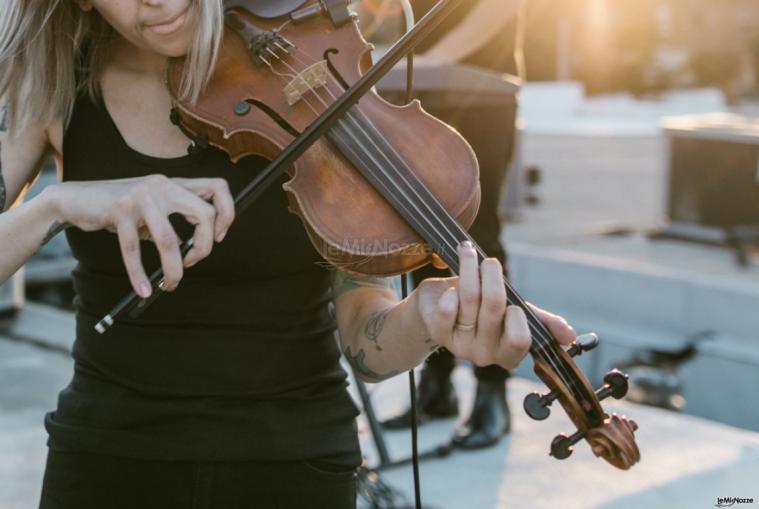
168, 5, 480, 276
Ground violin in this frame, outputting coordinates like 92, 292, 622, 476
102, 0, 640, 469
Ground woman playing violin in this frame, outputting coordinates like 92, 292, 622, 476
0, 1, 576, 507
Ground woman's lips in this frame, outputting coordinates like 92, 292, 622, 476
146, 6, 189, 36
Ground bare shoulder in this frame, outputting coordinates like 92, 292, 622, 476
0, 110, 61, 211
46, 117, 64, 158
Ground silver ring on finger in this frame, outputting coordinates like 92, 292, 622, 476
454, 321, 476, 332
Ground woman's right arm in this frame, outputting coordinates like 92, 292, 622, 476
0, 116, 236, 297
0, 116, 60, 285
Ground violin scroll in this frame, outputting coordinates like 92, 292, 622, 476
530, 332, 640, 470
550, 413, 639, 469
587, 414, 640, 470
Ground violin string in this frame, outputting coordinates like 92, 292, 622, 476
266, 56, 464, 267
284, 50, 563, 341
342, 107, 582, 398
335, 106, 578, 382
270, 49, 582, 396
277, 49, 583, 397
337, 101, 577, 369
275, 55, 478, 280
317, 74, 586, 401
272, 55, 461, 258
264, 57, 467, 276
307, 84, 586, 399
338, 110, 582, 396
281, 51, 476, 270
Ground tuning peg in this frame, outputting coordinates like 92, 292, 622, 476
566, 332, 600, 357
595, 369, 629, 401
523, 390, 561, 420
550, 429, 586, 460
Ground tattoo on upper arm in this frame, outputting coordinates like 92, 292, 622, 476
364, 309, 389, 351
344, 346, 400, 383
0, 105, 11, 212
331, 271, 395, 300
41, 220, 68, 247
0, 141, 5, 213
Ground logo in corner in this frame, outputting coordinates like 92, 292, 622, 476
715, 497, 755, 508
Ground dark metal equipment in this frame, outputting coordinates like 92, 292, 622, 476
0, 275, 23, 319
614, 332, 709, 412
652, 115, 759, 265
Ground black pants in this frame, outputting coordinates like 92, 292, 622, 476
39, 450, 357, 509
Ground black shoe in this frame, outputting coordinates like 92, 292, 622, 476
451, 378, 511, 449
380, 367, 458, 430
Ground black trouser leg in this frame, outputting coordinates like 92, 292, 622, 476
474, 363, 510, 382
39, 450, 358, 509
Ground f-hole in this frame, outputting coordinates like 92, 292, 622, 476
324, 48, 350, 90
245, 99, 301, 138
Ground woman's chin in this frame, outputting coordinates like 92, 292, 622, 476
148, 37, 192, 58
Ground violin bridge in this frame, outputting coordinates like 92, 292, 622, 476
284, 60, 330, 106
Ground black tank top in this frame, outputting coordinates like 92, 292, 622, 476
44, 89, 361, 465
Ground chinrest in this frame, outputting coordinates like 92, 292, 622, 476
224, 0, 309, 19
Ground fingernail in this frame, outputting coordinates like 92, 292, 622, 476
139, 282, 152, 299
459, 240, 473, 250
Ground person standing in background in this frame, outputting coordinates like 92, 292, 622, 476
381, 0, 527, 450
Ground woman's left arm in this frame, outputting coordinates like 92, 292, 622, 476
333, 241, 577, 383
332, 270, 427, 383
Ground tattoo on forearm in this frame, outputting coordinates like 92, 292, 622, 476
344, 346, 400, 383
41, 220, 68, 246
424, 337, 441, 353
331, 271, 395, 300
364, 309, 389, 351
0, 141, 5, 213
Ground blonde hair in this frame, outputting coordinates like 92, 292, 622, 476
0, 0, 224, 137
